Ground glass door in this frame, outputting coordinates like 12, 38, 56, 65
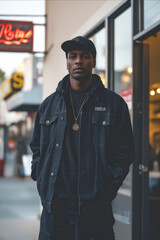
134, 29, 160, 240
143, 31, 160, 240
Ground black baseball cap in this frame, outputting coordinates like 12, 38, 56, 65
61, 36, 97, 58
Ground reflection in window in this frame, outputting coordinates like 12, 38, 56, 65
114, 7, 132, 113
91, 28, 106, 86
144, 0, 160, 30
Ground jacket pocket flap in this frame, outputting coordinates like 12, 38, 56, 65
92, 113, 115, 127
40, 115, 58, 126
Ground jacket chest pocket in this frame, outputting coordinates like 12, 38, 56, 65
40, 115, 58, 145
92, 113, 115, 147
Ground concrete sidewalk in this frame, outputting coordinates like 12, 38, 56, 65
0, 177, 40, 240
0, 218, 39, 240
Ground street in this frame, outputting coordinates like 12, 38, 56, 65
0, 177, 40, 240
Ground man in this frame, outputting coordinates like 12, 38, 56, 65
30, 36, 135, 240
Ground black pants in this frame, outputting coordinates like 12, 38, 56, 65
52, 200, 115, 240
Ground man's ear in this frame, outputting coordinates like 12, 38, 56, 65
93, 58, 96, 68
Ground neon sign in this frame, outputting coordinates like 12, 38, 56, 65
0, 20, 33, 52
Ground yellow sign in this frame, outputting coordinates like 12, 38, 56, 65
0, 72, 24, 100
11, 72, 24, 90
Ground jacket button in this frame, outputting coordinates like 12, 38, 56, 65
56, 143, 59, 147
46, 120, 50, 125
51, 172, 54, 176
102, 121, 107, 126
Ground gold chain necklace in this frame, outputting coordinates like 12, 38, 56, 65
69, 87, 89, 131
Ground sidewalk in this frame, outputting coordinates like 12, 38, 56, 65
0, 177, 40, 240
0, 219, 39, 240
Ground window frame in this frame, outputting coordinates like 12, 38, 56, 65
107, 0, 131, 90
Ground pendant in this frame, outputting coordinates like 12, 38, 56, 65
72, 122, 79, 131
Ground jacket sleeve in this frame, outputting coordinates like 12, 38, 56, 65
109, 98, 135, 189
30, 109, 41, 181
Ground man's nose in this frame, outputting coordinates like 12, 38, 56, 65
75, 56, 83, 64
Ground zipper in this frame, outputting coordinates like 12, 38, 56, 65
77, 92, 92, 214
77, 109, 82, 214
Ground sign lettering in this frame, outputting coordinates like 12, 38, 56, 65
0, 72, 24, 100
11, 72, 24, 90
0, 20, 33, 52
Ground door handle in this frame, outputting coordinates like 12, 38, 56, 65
139, 164, 148, 174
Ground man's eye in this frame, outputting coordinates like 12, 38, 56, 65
69, 55, 76, 59
83, 55, 90, 59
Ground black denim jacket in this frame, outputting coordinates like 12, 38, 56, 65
30, 74, 135, 214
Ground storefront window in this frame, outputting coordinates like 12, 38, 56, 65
113, 7, 132, 240
144, 0, 160, 30
91, 28, 106, 86
114, 7, 132, 114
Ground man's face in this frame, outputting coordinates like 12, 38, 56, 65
66, 49, 96, 81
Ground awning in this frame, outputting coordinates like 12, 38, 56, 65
6, 85, 42, 112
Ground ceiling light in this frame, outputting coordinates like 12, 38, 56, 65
156, 88, 160, 94
150, 90, 155, 96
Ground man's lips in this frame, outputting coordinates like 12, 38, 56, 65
73, 68, 85, 72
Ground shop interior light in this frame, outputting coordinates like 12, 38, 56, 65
127, 66, 132, 74
150, 90, 156, 96
121, 74, 130, 83
156, 88, 160, 94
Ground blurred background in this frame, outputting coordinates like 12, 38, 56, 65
0, 1, 45, 239
0, 0, 160, 240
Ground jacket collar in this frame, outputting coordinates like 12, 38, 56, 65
56, 74, 104, 95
